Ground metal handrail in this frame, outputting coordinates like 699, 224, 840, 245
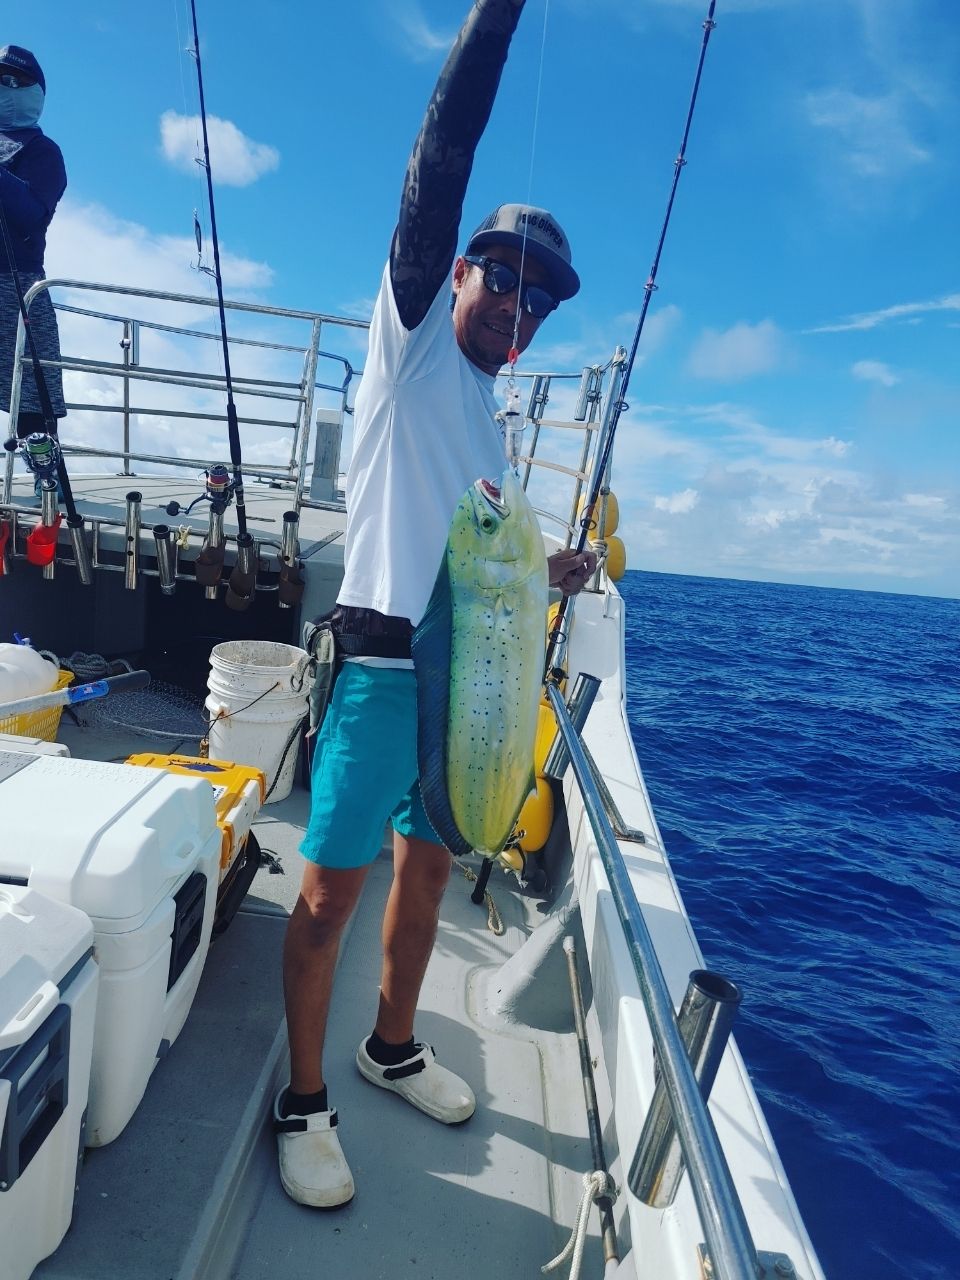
4, 276, 615, 549
544, 681, 759, 1280
3, 278, 369, 508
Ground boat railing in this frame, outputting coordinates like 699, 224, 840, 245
503, 351, 622, 549
4, 279, 623, 549
2, 278, 368, 510
545, 680, 761, 1280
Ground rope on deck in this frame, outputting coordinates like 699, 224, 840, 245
454, 860, 504, 936
541, 1170, 618, 1280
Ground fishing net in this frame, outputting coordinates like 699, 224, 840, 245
82, 680, 208, 741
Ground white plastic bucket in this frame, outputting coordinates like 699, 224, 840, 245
205, 641, 310, 803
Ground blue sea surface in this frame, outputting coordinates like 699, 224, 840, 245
618, 570, 960, 1280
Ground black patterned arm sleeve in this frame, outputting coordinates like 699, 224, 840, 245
391, 0, 525, 331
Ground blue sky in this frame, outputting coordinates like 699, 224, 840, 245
10, 0, 959, 597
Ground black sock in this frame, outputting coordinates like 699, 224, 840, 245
281, 1086, 328, 1117
365, 1031, 417, 1067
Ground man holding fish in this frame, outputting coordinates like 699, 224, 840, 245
276, 0, 596, 1208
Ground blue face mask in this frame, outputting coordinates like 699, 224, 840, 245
0, 83, 44, 130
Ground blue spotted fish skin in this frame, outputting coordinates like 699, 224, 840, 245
444, 469, 548, 856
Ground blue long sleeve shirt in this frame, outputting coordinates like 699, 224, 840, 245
0, 127, 67, 274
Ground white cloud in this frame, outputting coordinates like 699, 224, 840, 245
34, 200, 361, 482
804, 89, 931, 178
160, 111, 280, 187
386, 3, 456, 60
686, 320, 786, 381
903, 493, 946, 510
851, 360, 899, 388
617, 398, 959, 593
654, 488, 699, 515
805, 293, 960, 335
46, 200, 273, 305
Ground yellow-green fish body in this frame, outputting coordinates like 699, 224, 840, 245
414, 469, 548, 858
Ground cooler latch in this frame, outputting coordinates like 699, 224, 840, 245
0, 1002, 71, 1192
167, 871, 207, 990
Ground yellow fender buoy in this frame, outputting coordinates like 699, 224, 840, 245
534, 702, 558, 773
604, 535, 627, 581
577, 491, 620, 538
516, 777, 555, 853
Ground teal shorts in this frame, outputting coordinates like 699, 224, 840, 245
300, 662, 439, 869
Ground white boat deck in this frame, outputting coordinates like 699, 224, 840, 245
33, 719, 600, 1280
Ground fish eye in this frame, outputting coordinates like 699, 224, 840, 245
480, 515, 496, 532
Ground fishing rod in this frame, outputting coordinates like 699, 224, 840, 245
545, 0, 718, 675
0, 198, 80, 524
187, 0, 248, 542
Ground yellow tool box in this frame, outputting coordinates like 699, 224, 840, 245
124, 753, 265, 877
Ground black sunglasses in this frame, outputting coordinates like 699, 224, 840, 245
0, 71, 35, 89
463, 254, 557, 320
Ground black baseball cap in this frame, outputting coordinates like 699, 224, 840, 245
466, 204, 580, 301
0, 45, 45, 94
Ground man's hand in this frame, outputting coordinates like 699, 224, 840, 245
548, 548, 597, 596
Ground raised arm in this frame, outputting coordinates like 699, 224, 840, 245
391, 0, 525, 331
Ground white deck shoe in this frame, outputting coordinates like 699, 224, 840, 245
273, 1089, 355, 1208
356, 1040, 476, 1124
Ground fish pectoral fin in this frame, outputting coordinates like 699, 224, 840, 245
494, 592, 514, 618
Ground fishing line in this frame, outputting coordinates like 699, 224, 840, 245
545, 0, 718, 675
187, 0, 248, 539
0, 200, 79, 523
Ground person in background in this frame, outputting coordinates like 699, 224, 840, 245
275, 0, 596, 1210
0, 44, 67, 440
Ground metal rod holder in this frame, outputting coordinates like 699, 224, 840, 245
203, 508, 224, 601
40, 483, 58, 581
153, 524, 176, 595
574, 365, 601, 422
123, 490, 141, 590
66, 513, 93, 586
278, 509, 300, 610
225, 531, 258, 612
541, 672, 601, 780
280, 509, 299, 564
235, 531, 256, 577
526, 373, 548, 420
629, 970, 742, 1208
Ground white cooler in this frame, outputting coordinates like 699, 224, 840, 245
0, 751, 220, 1147
0, 885, 99, 1280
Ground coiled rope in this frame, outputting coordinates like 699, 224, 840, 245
454, 860, 504, 935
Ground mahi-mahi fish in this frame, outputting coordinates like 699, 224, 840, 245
413, 468, 549, 858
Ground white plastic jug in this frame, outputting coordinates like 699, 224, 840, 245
0, 643, 59, 707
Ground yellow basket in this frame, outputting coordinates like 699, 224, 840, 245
0, 669, 74, 742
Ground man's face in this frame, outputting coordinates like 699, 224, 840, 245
452, 244, 553, 375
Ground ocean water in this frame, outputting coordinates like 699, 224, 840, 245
618, 570, 960, 1280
